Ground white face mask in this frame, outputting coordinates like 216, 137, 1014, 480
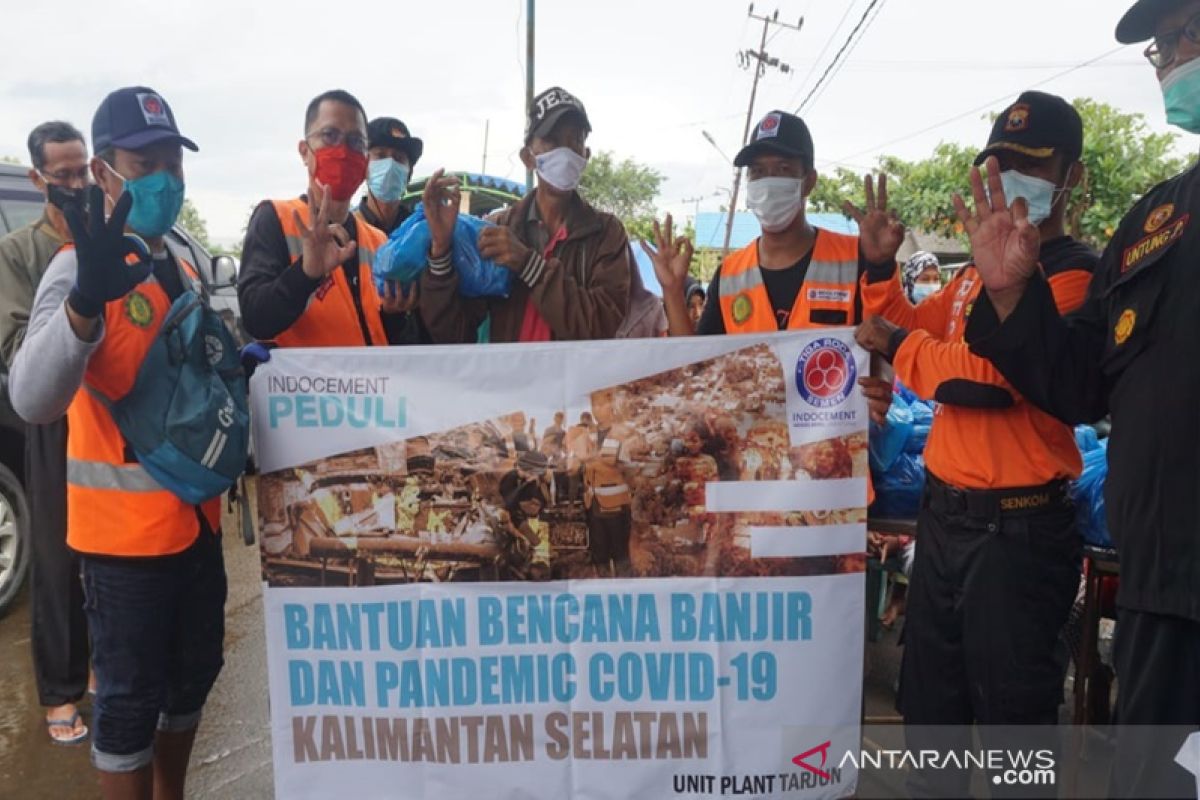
746, 176, 804, 233
535, 147, 588, 192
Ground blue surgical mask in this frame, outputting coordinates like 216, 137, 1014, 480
367, 158, 410, 203
998, 170, 1058, 226
911, 283, 938, 303
106, 162, 185, 238
1162, 56, 1200, 134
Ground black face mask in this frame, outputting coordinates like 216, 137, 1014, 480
46, 183, 87, 213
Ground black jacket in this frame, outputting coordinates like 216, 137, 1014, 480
967, 163, 1200, 622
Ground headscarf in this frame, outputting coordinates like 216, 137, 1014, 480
901, 251, 940, 302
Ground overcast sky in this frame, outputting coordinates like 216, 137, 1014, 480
0, 0, 1186, 245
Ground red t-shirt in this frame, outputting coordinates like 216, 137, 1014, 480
518, 225, 568, 342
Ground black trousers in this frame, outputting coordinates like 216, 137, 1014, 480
899, 478, 1081, 797
25, 419, 89, 707
1110, 609, 1200, 799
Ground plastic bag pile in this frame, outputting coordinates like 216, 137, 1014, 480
372, 202, 512, 298
868, 389, 933, 519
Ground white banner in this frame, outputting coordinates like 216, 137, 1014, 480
251, 330, 869, 799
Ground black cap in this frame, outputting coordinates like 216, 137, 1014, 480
1116, 0, 1186, 43
974, 91, 1083, 166
525, 87, 591, 144
92, 86, 197, 154
733, 111, 814, 168
367, 117, 424, 168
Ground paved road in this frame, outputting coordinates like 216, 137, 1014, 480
0, 520, 273, 799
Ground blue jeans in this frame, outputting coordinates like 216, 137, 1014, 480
80, 530, 227, 772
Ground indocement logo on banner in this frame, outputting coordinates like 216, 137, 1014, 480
264, 374, 407, 431
779, 332, 866, 443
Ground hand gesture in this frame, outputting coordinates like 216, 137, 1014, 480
857, 375, 894, 426
379, 281, 418, 315
296, 186, 356, 280
640, 214, 694, 295
844, 174, 905, 265
477, 225, 532, 271
422, 169, 461, 259
855, 315, 901, 359
63, 185, 154, 318
953, 157, 1039, 296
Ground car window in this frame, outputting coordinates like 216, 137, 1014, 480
0, 196, 44, 235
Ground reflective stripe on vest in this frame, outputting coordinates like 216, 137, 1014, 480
67, 459, 161, 492
268, 198, 389, 348
718, 229, 860, 332
594, 484, 630, 497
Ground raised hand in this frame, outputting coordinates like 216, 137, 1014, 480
422, 168, 461, 259
640, 214, 694, 295
64, 185, 154, 319
477, 225, 532, 271
296, 185, 356, 280
844, 174, 905, 265
952, 157, 1039, 298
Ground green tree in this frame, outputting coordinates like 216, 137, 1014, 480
176, 198, 213, 250
578, 151, 664, 241
1, 156, 21, 165
1072, 98, 1187, 244
808, 100, 1189, 249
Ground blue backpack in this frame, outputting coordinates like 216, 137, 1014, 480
89, 271, 249, 505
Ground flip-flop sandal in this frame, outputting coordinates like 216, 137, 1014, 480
46, 711, 88, 746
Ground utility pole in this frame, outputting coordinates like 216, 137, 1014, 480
482, 119, 490, 175
722, 4, 803, 256
525, 0, 536, 193
681, 195, 705, 221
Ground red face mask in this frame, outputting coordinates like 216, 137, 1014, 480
312, 145, 367, 202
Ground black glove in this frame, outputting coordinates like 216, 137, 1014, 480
63, 186, 153, 319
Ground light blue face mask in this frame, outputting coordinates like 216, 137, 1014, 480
911, 283, 939, 303
1162, 56, 1200, 134
367, 158, 410, 203
105, 161, 185, 238
998, 170, 1058, 226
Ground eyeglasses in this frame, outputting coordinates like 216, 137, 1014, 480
306, 127, 368, 154
38, 167, 90, 186
1144, 12, 1200, 69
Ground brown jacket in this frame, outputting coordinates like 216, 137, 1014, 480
419, 191, 632, 343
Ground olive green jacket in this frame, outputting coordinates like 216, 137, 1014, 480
0, 213, 63, 368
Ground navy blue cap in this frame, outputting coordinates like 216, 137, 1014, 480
92, 86, 197, 154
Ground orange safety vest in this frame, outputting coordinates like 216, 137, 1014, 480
66, 250, 220, 557
718, 228, 860, 333
585, 460, 631, 512
269, 198, 389, 347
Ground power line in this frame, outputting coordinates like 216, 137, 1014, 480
795, 0, 887, 113
799, 0, 887, 112
792, 0, 861, 108
832, 45, 1127, 164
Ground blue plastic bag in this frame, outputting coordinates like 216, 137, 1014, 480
869, 394, 914, 474
1075, 425, 1101, 454
453, 215, 512, 298
1071, 441, 1110, 547
905, 398, 934, 455
374, 202, 431, 287
871, 453, 926, 519
373, 204, 512, 299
